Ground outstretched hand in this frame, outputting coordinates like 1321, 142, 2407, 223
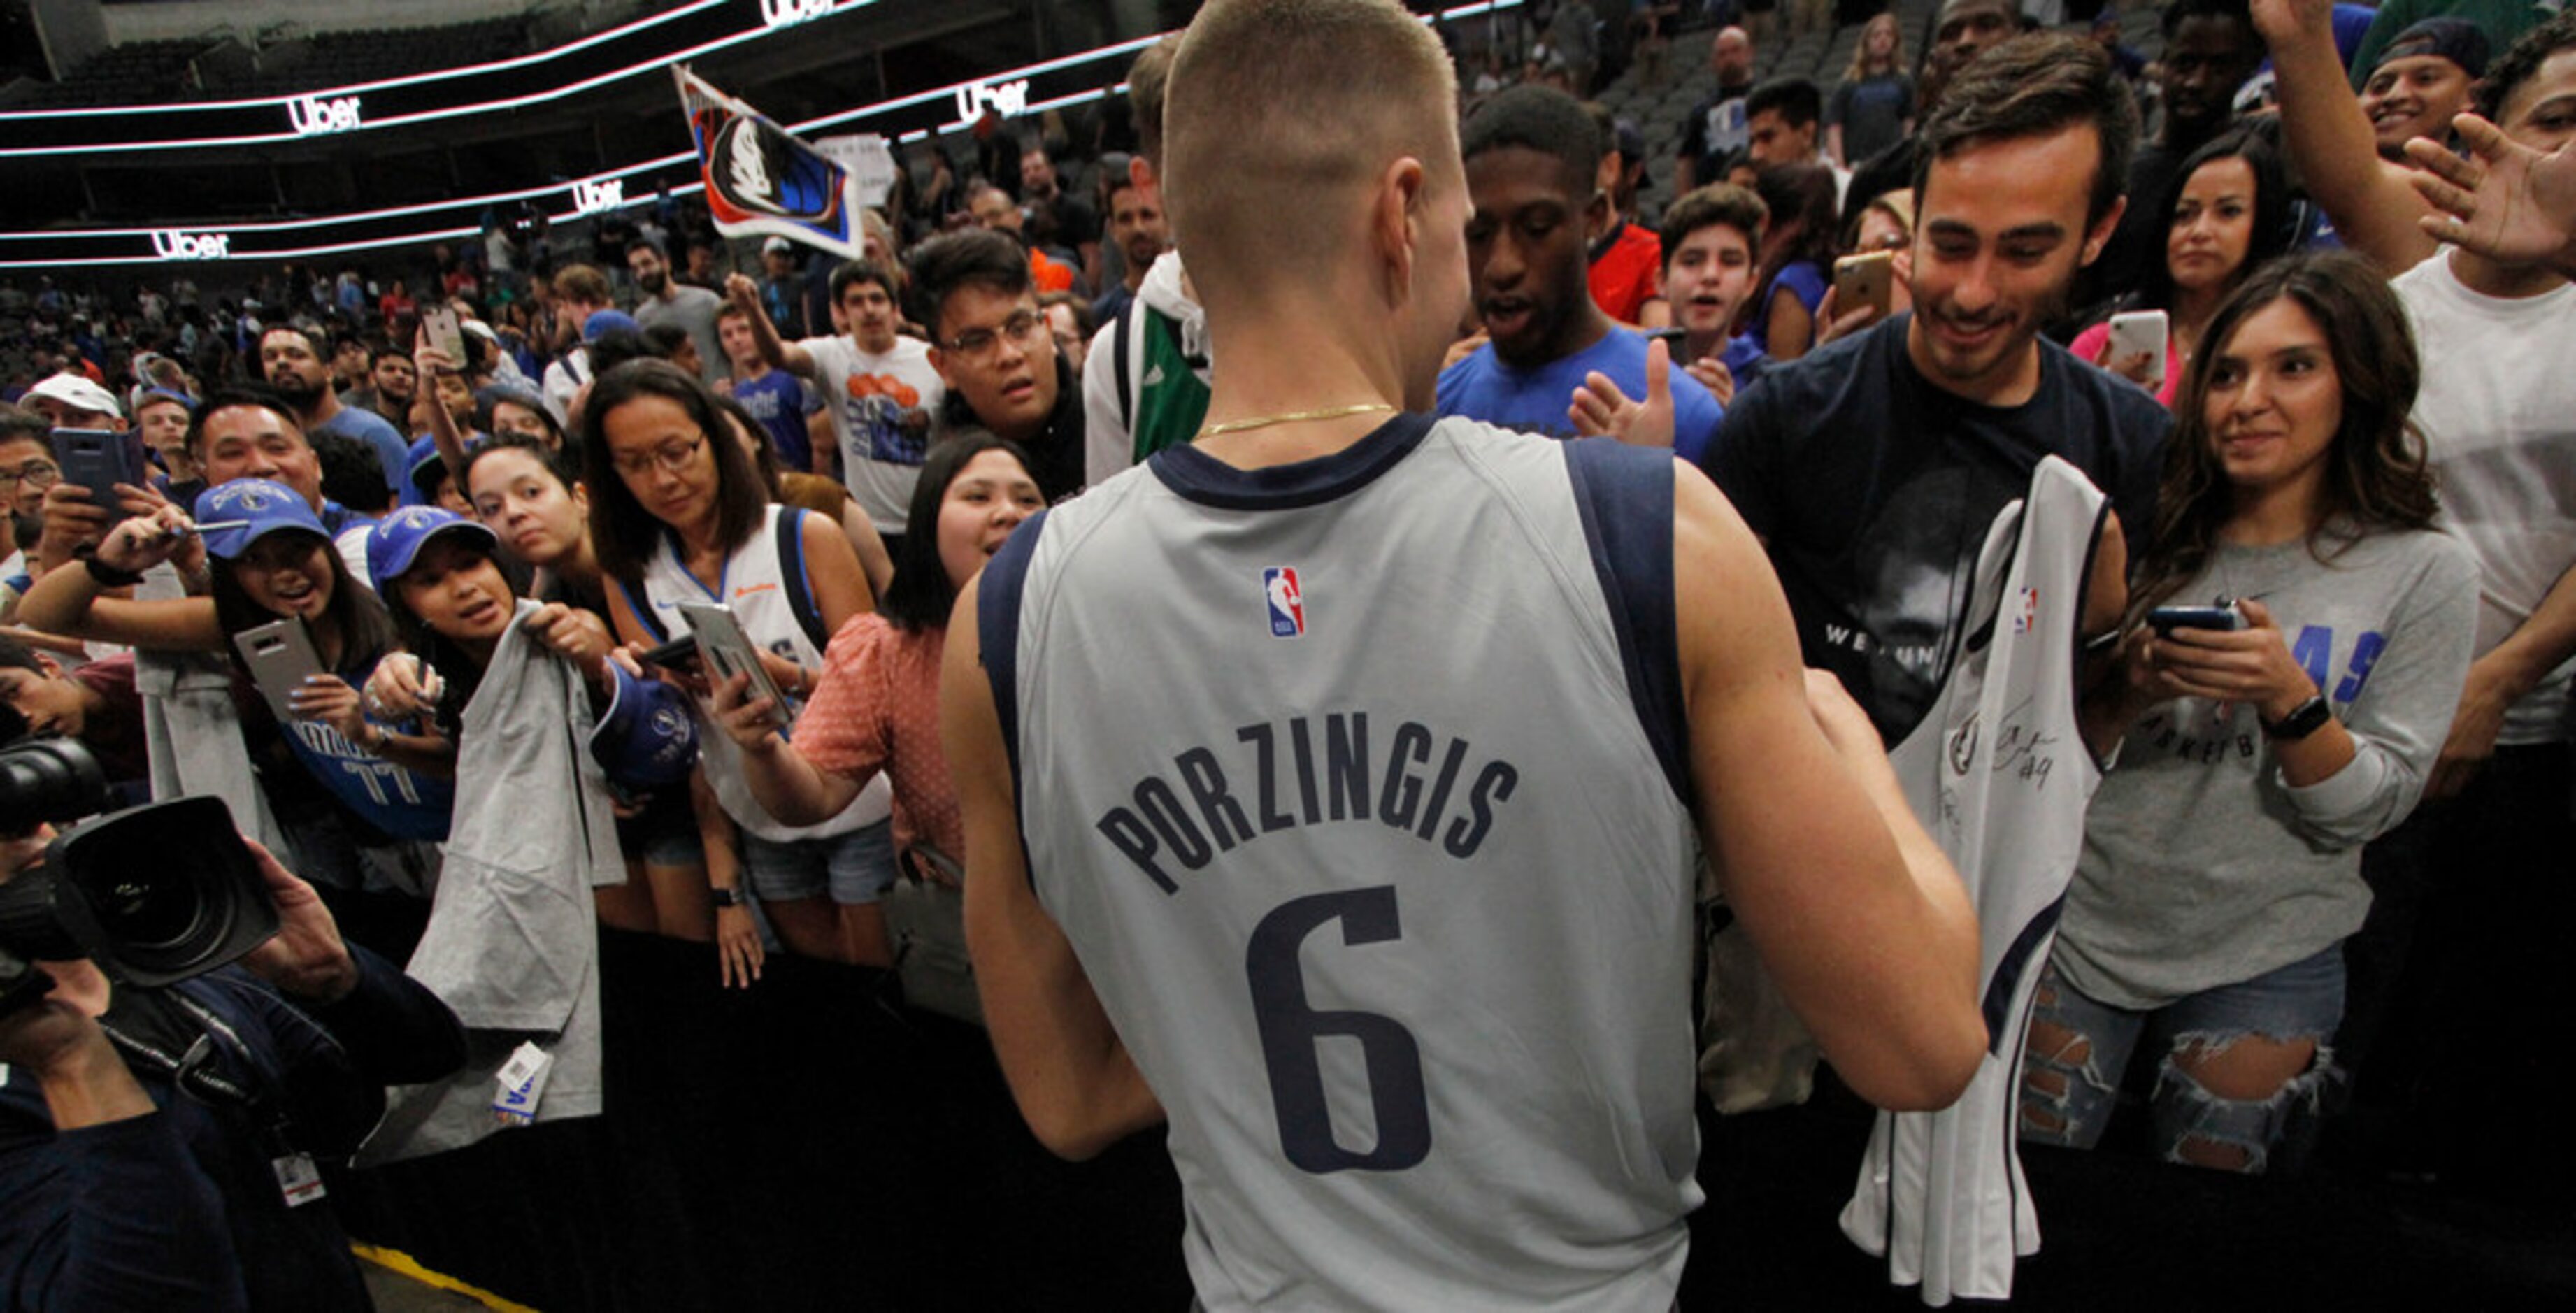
2407, 113, 2576, 276
1568, 335, 1677, 449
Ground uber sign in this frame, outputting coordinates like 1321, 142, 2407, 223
152, 231, 232, 261
288, 94, 364, 136
952, 78, 1029, 124
572, 178, 626, 215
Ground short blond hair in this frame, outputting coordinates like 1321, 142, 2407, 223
1164, 0, 1458, 303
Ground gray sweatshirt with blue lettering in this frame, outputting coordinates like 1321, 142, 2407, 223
2052, 525, 2479, 1010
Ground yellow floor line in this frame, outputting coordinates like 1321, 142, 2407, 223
352, 1243, 539, 1312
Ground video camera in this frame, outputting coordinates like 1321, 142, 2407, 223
0, 740, 279, 1018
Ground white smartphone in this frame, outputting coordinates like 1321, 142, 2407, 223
419, 305, 468, 366
233, 618, 327, 722
2106, 309, 2169, 387
677, 603, 794, 730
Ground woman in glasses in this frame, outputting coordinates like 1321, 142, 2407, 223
582, 359, 895, 982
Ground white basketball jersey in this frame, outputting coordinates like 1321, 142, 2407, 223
1839, 456, 2108, 1305
985, 415, 1703, 1311
629, 503, 891, 842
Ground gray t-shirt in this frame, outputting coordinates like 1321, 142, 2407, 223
2053, 526, 2479, 1009
634, 284, 727, 385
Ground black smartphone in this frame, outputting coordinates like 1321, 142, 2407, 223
638, 634, 699, 670
51, 429, 145, 510
1647, 327, 1689, 348
2147, 604, 2245, 636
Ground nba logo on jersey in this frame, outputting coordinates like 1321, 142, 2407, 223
1264, 566, 1305, 638
2013, 586, 2039, 635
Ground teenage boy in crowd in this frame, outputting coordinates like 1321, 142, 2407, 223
715, 303, 827, 476
1653, 182, 1773, 406
727, 261, 945, 552
947, 3, 1982, 1307
906, 229, 1087, 504
1437, 85, 1726, 462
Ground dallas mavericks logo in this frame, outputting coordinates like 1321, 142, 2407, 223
1264, 566, 1305, 639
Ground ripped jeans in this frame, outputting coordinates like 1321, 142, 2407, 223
2019, 947, 2343, 1174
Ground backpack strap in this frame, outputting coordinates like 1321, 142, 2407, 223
773, 507, 831, 652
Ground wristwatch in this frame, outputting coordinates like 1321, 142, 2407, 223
2261, 694, 2333, 741
710, 886, 748, 909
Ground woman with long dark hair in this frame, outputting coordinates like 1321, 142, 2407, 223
2073, 129, 2294, 406
2022, 252, 2478, 1173
582, 359, 893, 981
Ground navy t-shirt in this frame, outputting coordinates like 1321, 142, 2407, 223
1706, 313, 2170, 743
1435, 327, 1726, 465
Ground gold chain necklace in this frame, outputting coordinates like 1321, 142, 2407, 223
1196, 401, 1394, 438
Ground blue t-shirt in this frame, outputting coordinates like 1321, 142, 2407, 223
1747, 261, 1830, 355
731, 369, 815, 473
1434, 327, 1726, 466
313, 405, 410, 500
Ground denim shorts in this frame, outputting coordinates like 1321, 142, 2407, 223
613, 786, 704, 868
2021, 945, 2345, 1171
742, 817, 899, 906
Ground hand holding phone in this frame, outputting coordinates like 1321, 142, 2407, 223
2105, 309, 2169, 389
1832, 250, 1895, 322
418, 306, 468, 370
2146, 599, 2245, 636
50, 429, 145, 512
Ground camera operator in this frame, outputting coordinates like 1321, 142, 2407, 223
0, 812, 466, 1310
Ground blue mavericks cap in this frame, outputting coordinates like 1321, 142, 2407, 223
582, 310, 641, 344
136, 387, 197, 415
366, 505, 498, 592
193, 479, 327, 559
589, 660, 699, 790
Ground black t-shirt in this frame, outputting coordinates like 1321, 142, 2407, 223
1705, 313, 2170, 743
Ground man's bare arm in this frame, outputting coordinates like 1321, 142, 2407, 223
943, 575, 1165, 1158
724, 272, 816, 376
2254, 0, 2439, 273
1675, 464, 1985, 1110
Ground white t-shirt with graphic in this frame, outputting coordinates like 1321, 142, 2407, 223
802, 334, 945, 536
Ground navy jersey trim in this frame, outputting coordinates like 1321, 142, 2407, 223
1563, 440, 1691, 803
1983, 900, 2064, 1055
1148, 412, 1434, 510
978, 507, 1045, 821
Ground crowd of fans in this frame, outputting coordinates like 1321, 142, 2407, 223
0, 0, 2572, 1303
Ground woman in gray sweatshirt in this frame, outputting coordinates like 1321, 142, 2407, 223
2021, 252, 2478, 1174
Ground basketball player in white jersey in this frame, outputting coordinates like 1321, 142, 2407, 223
941, 1, 1987, 1307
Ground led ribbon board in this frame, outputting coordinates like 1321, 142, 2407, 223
0, 1, 1523, 267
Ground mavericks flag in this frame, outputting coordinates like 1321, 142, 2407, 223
674, 64, 860, 258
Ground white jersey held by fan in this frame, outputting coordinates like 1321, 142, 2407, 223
1840, 456, 2110, 1305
